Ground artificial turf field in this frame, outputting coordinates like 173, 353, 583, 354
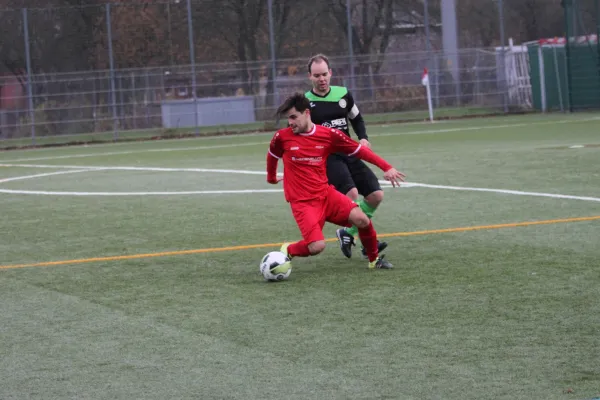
1, 113, 599, 399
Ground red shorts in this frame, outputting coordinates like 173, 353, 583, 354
290, 185, 358, 243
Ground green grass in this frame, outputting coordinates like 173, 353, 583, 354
1, 113, 600, 399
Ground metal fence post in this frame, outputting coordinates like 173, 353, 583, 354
22, 8, 35, 145
475, 50, 481, 104
167, 2, 174, 66
267, 0, 278, 109
538, 45, 547, 112
145, 69, 151, 127
562, 43, 571, 111
186, 0, 199, 135
106, 4, 118, 140
118, 75, 124, 127
424, 0, 434, 103
552, 46, 564, 112
498, 0, 509, 112
596, 0, 599, 65
442, 0, 460, 106
131, 72, 137, 129
91, 73, 97, 131
424, 0, 431, 54
434, 53, 440, 108
563, 0, 574, 112
346, 0, 355, 94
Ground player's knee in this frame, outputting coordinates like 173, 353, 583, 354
365, 190, 384, 208
349, 208, 370, 228
308, 240, 326, 255
345, 188, 359, 201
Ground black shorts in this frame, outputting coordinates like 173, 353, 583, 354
326, 153, 382, 197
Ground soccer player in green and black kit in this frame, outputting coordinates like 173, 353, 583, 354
305, 54, 388, 259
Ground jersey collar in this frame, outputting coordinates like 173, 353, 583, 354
310, 88, 331, 98
298, 123, 316, 136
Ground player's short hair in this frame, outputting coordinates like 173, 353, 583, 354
307, 53, 331, 73
276, 92, 310, 117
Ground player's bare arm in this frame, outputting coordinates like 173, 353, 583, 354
383, 168, 406, 187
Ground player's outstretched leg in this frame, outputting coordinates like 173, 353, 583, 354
348, 207, 393, 269
357, 221, 393, 269
281, 240, 326, 259
281, 241, 309, 259
342, 197, 387, 258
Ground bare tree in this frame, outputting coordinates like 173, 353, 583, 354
505, 0, 564, 42
193, 0, 296, 98
326, 0, 397, 68
456, 0, 564, 46
0, 0, 102, 102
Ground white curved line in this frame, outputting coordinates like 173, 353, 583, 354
1, 141, 267, 162
0, 163, 269, 176
0, 169, 97, 184
0, 188, 284, 196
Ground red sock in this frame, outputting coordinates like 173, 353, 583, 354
288, 240, 311, 258
358, 221, 378, 262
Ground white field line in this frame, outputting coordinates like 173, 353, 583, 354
2, 116, 599, 163
0, 141, 267, 163
0, 169, 99, 184
0, 163, 598, 202
0, 165, 280, 195
378, 180, 600, 202
0, 163, 274, 176
0, 188, 284, 196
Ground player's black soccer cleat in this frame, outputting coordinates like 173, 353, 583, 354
336, 228, 355, 258
368, 254, 393, 269
361, 241, 388, 259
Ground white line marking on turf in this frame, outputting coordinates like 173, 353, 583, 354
0, 169, 97, 184
378, 180, 600, 202
375, 116, 600, 138
3, 116, 599, 163
0, 163, 271, 176
2, 163, 598, 202
1, 141, 266, 163
0, 188, 285, 196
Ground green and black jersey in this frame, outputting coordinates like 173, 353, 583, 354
305, 86, 368, 141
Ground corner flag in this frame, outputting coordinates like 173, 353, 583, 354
421, 68, 434, 122
421, 68, 430, 86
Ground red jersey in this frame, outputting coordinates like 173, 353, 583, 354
267, 124, 392, 202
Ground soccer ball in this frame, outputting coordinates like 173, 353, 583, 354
259, 251, 292, 281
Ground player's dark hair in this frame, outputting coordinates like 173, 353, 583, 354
307, 53, 331, 73
276, 92, 311, 117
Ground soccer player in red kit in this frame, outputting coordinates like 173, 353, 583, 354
266, 93, 406, 269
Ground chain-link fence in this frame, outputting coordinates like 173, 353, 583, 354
1, 48, 517, 144
1, 1, 526, 147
